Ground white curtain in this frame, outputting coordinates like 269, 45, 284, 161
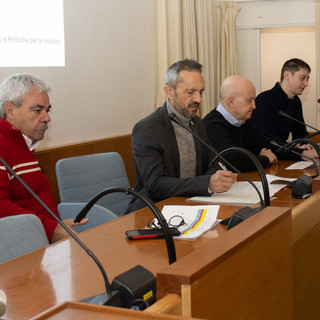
156, 0, 240, 117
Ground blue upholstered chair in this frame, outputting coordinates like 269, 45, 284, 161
55, 152, 132, 229
0, 214, 49, 264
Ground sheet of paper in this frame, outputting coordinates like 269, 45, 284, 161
188, 181, 287, 205
285, 161, 314, 170
161, 205, 220, 239
266, 174, 296, 184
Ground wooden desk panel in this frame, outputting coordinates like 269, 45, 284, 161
157, 207, 293, 320
222, 160, 320, 320
293, 222, 320, 320
312, 175, 320, 193
30, 301, 204, 320
290, 192, 320, 320
291, 192, 320, 244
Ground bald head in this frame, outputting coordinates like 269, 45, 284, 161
219, 75, 256, 122
220, 76, 253, 102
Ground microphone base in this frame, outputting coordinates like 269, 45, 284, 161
110, 265, 156, 309
222, 206, 264, 230
290, 174, 313, 199
80, 290, 121, 307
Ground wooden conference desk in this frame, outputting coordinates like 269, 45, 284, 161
0, 159, 318, 319
151, 160, 320, 320
0, 199, 292, 319
203, 159, 320, 320
148, 160, 320, 320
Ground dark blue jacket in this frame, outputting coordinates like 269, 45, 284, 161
251, 82, 308, 145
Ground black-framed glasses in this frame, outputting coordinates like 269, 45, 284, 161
147, 215, 186, 229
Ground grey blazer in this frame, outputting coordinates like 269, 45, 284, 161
126, 102, 221, 213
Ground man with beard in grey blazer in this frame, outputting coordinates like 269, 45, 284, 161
126, 59, 237, 213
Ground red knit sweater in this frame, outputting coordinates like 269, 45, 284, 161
0, 118, 59, 242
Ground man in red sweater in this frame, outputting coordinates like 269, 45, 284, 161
0, 73, 87, 243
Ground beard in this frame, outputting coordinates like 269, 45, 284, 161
173, 96, 199, 119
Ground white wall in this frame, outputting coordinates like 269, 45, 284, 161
236, 0, 318, 127
260, 27, 316, 127
0, 0, 158, 149
236, 0, 314, 29
1, 0, 316, 149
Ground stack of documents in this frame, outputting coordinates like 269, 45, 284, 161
161, 205, 220, 239
188, 174, 296, 206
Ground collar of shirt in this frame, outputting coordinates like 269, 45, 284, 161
23, 134, 40, 151
216, 103, 244, 127
166, 99, 192, 126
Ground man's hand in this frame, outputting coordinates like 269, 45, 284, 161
294, 143, 318, 160
51, 218, 89, 243
260, 148, 278, 164
209, 170, 237, 193
296, 143, 313, 151
301, 148, 319, 160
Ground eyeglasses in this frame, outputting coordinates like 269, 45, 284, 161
147, 215, 186, 229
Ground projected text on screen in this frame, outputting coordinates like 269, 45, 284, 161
0, 0, 65, 67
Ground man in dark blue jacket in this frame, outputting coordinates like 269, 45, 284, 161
251, 58, 310, 145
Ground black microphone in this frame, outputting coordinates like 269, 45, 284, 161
169, 113, 270, 229
270, 140, 319, 199
208, 146, 270, 204
272, 137, 320, 160
0, 156, 121, 307
273, 140, 299, 153
317, 99, 320, 104
278, 110, 320, 139
270, 140, 319, 177
74, 187, 177, 264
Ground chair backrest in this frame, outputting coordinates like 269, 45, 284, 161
0, 214, 49, 264
55, 152, 131, 216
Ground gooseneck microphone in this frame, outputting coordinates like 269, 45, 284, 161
278, 110, 320, 139
0, 156, 121, 307
270, 140, 319, 177
168, 112, 270, 208
272, 137, 320, 160
74, 187, 176, 264
209, 146, 270, 206
270, 139, 320, 199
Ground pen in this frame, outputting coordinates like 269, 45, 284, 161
218, 161, 237, 185
218, 162, 227, 171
